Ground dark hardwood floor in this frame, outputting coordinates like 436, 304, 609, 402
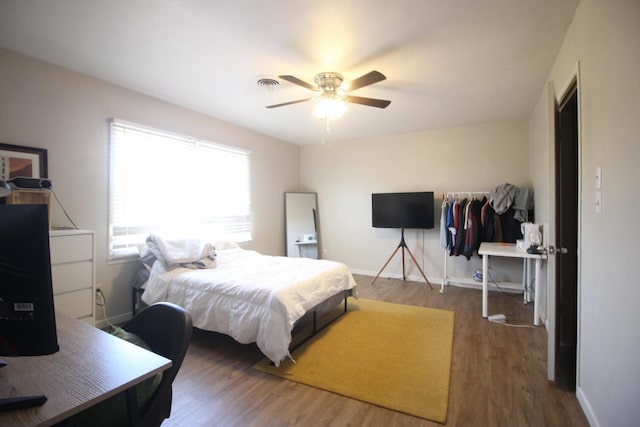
163, 275, 588, 426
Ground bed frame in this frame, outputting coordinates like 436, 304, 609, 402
134, 265, 354, 361
289, 290, 351, 353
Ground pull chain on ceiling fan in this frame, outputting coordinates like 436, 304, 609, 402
266, 70, 391, 133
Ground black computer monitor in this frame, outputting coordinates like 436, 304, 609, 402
0, 204, 58, 356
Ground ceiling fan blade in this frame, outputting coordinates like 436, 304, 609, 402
345, 71, 387, 91
346, 95, 391, 109
266, 98, 312, 108
278, 75, 317, 91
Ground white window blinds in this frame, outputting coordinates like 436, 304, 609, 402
109, 119, 251, 259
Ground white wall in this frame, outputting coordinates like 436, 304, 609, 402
529, 1, 640, 425
0, 49, 300, 325
527, 82, 555, 340
301, 119, 531, 286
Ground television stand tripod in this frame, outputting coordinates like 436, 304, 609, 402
371, 228, 433, 288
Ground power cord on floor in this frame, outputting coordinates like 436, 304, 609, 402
489, 317, 537, 329
475, 267, 526, 299
473, 266, 537, 328
488, 313, 537, 328
95, 289, 116, 330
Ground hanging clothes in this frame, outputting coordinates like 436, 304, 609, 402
481, 198, 494, 242
446, 197, 456, 253
462, 200, 476, 259
512, 187, 534, 222
500, 207, 523, 243
441, 189, 529, 270
489, 183, 517, 215
453, 198, 468, 256
461, 197, 485, 259
439, 196, 448, 249
493, 209, 503, 242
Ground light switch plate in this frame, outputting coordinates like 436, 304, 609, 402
595, 167, 602, 189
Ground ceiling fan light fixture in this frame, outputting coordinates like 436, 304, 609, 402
314, 94, 346, 120
265, 70, 389, 131
314, 72, 344, 93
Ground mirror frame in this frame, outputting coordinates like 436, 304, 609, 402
285, 192, 318, 258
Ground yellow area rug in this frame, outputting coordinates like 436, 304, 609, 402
253, 299, 455, 423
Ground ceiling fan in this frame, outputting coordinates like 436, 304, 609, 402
266, 70, 391, 112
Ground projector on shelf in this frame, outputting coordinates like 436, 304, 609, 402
8, 177, 53, 190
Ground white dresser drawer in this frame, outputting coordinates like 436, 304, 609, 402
50, 233, 93, 264
51, 261, 93, 294
49, 230, 95, 325
54, 289, 93, 320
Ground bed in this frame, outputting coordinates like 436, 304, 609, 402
139, 235, 357, 366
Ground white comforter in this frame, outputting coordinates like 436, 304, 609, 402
142, 247, 357, 365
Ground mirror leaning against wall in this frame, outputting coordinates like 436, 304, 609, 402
285, 192, 318, 258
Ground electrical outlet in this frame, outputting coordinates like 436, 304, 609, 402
323, 249, 328, 259
95, 289, 105, 306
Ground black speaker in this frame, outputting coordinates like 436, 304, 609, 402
8, 177, 53, 190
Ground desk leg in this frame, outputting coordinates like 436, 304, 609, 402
534, 259, 541, 326
523, 259, 533, 304
522, 258, 527, 304
482, 254, 488, 318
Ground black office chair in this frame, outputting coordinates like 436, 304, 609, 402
122, 302, 193, 427
55, 302, 192, 427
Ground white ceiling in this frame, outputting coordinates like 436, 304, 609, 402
0, 0, 579, 145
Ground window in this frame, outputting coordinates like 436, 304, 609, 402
109, 119, 251, 260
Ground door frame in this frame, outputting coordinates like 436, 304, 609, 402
547, 61, 583, 383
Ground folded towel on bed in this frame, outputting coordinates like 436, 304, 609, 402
182, 256, 216, 270
146, 234, 216, 269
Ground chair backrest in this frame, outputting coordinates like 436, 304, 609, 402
123, 302, 193, 427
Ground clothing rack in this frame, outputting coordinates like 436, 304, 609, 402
440, 191, 490, 293
442, 191, 490, 200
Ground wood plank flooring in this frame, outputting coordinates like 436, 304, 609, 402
163, 275, 588, 426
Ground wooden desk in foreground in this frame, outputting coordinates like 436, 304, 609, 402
0, 313, 171, 426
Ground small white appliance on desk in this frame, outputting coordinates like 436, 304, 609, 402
521, 222, 542, 252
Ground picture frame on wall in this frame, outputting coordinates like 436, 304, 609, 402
0, 142, 48, 181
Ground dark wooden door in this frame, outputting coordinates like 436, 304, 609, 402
554, 80, 579, 391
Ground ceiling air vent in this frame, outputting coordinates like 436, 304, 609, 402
257, 77, 279, 90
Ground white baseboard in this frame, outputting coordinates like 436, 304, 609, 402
576, 386, 599, 427
440, 276, 524, 293
350, 270, 523, 293
350, 269, 435, 284
94, 312, 132, 330
95, 272, 522, 329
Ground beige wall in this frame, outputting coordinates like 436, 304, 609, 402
529, 0, 640, 425
527, 82, 555, 330
0, 49, 300, 324
4, 2, 639, 422
301, 119, 530, 285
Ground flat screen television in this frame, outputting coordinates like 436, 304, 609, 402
0, 204, 58, 356
371, 191, 435, 229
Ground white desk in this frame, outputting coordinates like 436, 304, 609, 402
293, 240, 318, 258
478, 242, 547, 326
